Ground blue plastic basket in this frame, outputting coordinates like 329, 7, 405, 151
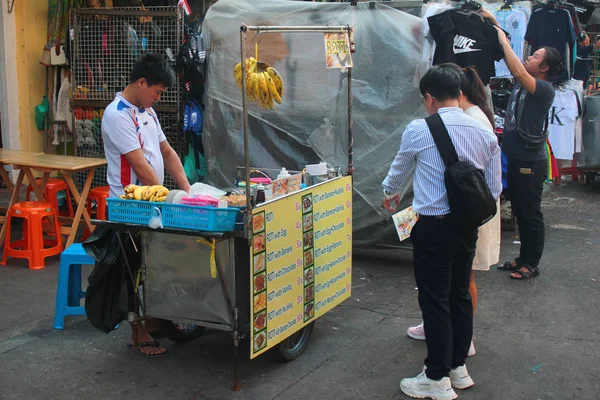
107, 198, 239, 232
107, 198, 160, 226
161, 203, 239, 232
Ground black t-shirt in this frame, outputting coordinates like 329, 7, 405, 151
574, 44, 593, 81
567, 0, 595, 25
428, 10, 505, 85
502, 80, 556, 161
525, 7, 577, 68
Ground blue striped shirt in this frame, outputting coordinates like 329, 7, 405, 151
382, 107, 502, 216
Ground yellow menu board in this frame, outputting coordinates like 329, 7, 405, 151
250, 176, 353, 358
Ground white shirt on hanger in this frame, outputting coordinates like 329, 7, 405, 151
548, 89, 579, 160
493, 8, 528, 78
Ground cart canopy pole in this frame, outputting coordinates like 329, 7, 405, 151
243, 25, 350, 33
240, 27, 252, 229
239, 24, 354, 225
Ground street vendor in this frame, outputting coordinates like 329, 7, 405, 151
101, 53, 191, 357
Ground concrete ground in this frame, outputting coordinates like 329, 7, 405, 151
0, 179, 599, 400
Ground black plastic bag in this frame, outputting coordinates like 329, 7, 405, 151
83, 228, 139, 334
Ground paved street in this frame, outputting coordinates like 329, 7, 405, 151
1, 180, 599, 400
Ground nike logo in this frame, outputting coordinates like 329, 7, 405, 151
453, 34, 481, 54
453, 47, 482, 54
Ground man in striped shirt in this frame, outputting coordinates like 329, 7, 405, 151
382, 65, 501, 400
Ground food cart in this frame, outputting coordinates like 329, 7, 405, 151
98, 24, 355, 389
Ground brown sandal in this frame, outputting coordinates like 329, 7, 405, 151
498, 261, 520, 271
510, 266, 540, 280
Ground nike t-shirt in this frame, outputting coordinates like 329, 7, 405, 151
428, 10, 505, 84
101, 93, 167, 198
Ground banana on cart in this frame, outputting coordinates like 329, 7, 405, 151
120, 184, 169, 202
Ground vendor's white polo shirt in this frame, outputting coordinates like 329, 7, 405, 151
101, 93, 166, 198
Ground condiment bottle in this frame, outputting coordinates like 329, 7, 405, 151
256, 184, 266, 204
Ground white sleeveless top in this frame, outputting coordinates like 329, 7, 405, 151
464, 106, 501, 271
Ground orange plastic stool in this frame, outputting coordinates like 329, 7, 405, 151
26, 178, 74, 217
86, 186, 110, 220
1, 201, 64, 270
82, 186, 110, 241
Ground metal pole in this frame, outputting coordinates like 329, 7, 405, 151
347, 65, 354, 176
244, 25, 349, 33
44, 68, 49, 154
347, 25, 354, 176
240, 27, 252, 241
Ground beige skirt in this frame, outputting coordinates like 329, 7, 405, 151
472, 199, 501, 271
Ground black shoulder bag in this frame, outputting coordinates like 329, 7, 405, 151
425, 113, 497, 229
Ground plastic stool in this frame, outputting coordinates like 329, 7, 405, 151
82, 186, 110, 241
1, 201, 63, 270
26, 178, 74, 217
87, 186, 110, 220
53, 244, 93, 329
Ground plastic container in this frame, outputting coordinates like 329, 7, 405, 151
277, 167, 291, 180
181, 194, 220, 207
250, 177, 272, 185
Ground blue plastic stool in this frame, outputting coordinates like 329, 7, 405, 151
53, 244, 94, 329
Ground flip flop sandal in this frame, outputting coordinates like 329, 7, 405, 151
510, 266, 540, 280
498, 261, 520, 271
127, 341, 168, 358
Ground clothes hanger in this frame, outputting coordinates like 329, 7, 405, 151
500, 0, 513, 10
454, 0, 484, 22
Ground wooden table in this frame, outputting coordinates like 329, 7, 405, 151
0, 149, 44, 191
0, 153, 107, 247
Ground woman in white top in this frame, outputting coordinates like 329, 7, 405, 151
407, 65, 501, 357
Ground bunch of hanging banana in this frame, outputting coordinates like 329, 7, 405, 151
233, 58, 284, 110
120, 184, 169, 202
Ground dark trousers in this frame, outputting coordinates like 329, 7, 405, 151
411, 217, 477, 380
507, 158, 546, 269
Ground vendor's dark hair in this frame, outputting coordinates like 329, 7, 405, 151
130, 53, 175, 88
541, 47, 565, 82
446, 64, 495, 129
419, 64, 462, 101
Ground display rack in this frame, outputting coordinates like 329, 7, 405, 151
70, 6, 184, 189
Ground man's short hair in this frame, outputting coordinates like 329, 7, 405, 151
419, 65, 463, 101
130, 53, 176, 88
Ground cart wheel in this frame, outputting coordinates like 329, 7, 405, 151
159, 319, 206, 343
273, 322, 315, 362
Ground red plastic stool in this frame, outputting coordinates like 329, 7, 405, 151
82, 186, 110, 241
87, 186, 110, 220
26, 178, 74, 217
1, 201, 64, 270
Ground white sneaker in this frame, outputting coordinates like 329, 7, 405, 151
408, 323, 475, 357
407, 323, 426, 341
449, 365, 475, 390
400, 371, 458, 400
468, 341, 476, 357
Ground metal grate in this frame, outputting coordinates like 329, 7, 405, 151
71, 6, 184, 190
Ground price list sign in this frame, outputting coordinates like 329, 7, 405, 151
250, 176, 353, 358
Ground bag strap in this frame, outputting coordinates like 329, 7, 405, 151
425, 113, 459, 167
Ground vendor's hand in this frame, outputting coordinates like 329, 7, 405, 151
494, 25, 510, 48
383, 193, 401, 213
181, 182, 191, 194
